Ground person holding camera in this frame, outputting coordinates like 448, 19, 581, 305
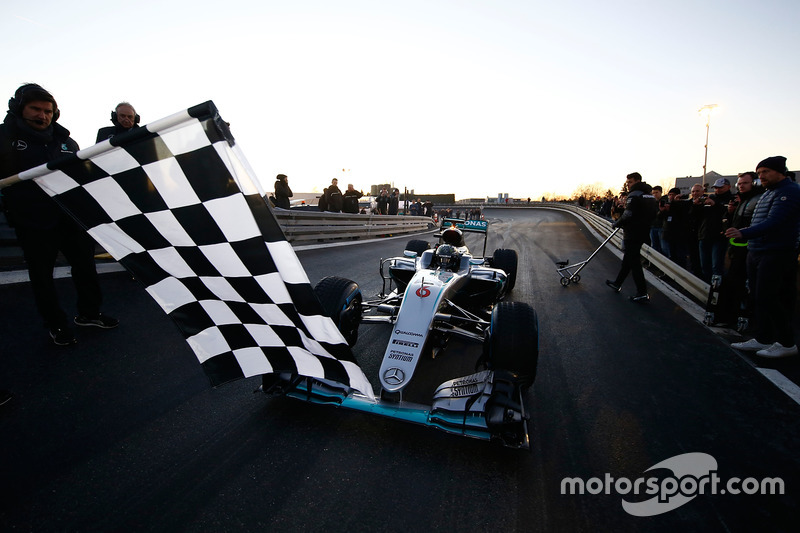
662, 187, 691, 268
273, 174, 292, 209
697, 178, 734, 282
686, 184, 707, 278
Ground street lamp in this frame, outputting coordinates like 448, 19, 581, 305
698, 104, 719, 187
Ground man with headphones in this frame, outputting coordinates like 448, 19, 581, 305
95, 102, 140, 142
0, 83, 118, 346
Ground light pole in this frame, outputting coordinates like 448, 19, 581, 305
698, 104, 718, 187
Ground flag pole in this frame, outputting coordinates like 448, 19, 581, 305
0, 174, 22, 190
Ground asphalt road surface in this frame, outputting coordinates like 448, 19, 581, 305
1, 207, 798, 532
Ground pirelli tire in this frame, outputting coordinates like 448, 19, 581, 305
405, 239, 430, 255
487, 301, 538, 389
314, 276, 362, 347
492, 248, 518, 291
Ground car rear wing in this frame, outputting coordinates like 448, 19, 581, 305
436, 218, 489, 258
439, 218, 488, 234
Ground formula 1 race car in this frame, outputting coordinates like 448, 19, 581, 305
262, 218, 539, 449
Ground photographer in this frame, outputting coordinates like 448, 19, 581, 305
662, 187, 691, 268
697, 178, 734, 281
687, 184, 706, 278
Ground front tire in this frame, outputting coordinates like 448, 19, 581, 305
314, 276, 362, 347
405, 239, 430, 255
492, 248, 518, 291
487, 301, 538, 389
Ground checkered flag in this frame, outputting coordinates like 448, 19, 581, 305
3, 102, 373, 399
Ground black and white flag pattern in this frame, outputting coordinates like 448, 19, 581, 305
17, 101, 374, 399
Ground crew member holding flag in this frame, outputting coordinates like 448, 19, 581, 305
0, 83, 118, 346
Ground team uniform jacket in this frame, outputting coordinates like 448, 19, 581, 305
0, 114, 79, 229
612, 181, 658, 242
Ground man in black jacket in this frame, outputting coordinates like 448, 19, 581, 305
95, 102, 140, 142
376, 188, 389, 215
273, 173, 292, 209
697, 177, 734, 281
0, 83, 118, 345
325, 178, 343, 212
606, 172, 659, 302
388, 189, 400, 215
342, 184, 363, 214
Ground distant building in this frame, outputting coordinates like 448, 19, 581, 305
370, 183, 392, 195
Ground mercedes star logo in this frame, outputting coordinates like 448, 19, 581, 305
383, 367, 406, 386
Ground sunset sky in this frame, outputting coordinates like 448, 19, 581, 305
3, 0, 798, 200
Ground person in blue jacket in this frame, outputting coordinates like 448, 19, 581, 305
727, 156, 800, 358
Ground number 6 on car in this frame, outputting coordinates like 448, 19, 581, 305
261, 217, 538, 449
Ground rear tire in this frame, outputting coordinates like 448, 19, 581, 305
405, 239, 430, 255
492, 248, 518, 291
487, 302, 538, 389
314, 276, 362, 346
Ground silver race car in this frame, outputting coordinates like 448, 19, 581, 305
262, 218, 539, 449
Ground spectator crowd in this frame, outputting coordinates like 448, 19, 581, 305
588, 160, 800, 359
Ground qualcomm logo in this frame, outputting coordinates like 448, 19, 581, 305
561, 452, 785, 517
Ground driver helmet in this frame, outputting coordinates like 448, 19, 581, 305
434, 244, 460, 271
442, 226, 464, 246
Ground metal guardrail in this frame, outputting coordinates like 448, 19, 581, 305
256, 209, 433, 244
1, 200, 710, 304
0, 208, 435, 267
539, 203, 710, 303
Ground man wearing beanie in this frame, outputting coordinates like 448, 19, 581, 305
726, 156, 800, 358
0, 83, 118, 346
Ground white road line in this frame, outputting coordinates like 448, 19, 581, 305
567, 209, 800, 407
758, 369, 800, 406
